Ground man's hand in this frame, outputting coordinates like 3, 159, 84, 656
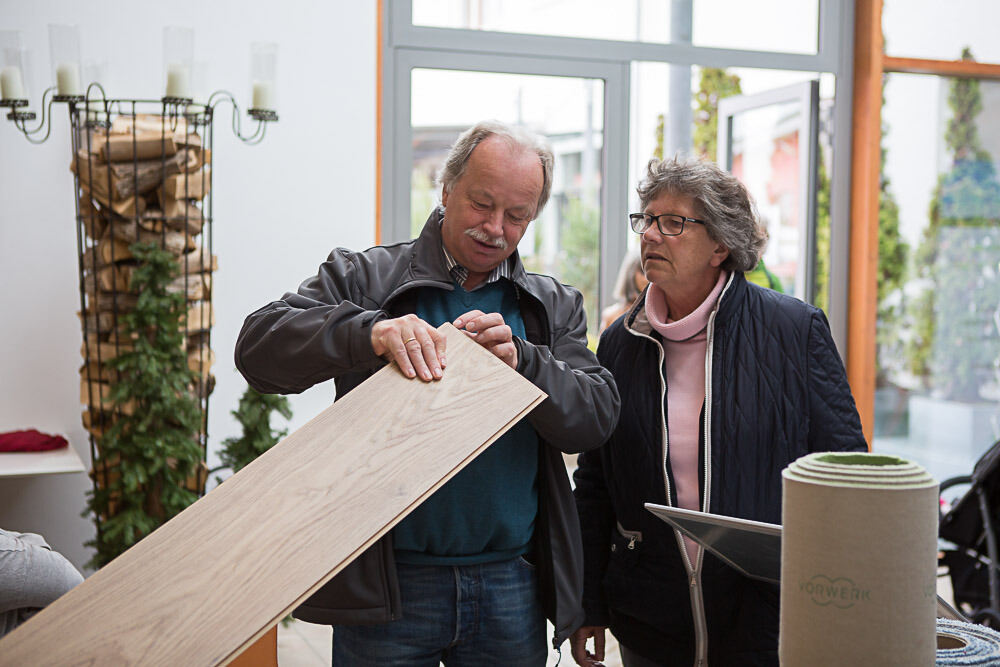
453, 310, 518, 370
570, 626, 607, 666
371, 314, 446, 381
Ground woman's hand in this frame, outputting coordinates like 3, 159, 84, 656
570, 625, 607, 666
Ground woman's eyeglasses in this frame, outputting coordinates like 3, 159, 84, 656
629, 213, 706, 236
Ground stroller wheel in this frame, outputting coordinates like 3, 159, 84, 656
972, 608, 1000, 629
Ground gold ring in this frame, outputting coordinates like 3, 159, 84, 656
404, 337, 418, 344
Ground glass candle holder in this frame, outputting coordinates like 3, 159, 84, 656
163, 26, 194, 100
0, 30, 30, 103
250, 42, 278, 111
48, 24, 83, 97
81, 59, 108, 96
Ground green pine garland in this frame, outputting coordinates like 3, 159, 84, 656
215, 386, 292, 477
84, 241, 203, 569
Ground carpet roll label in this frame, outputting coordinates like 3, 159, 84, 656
799, 574, 871, 608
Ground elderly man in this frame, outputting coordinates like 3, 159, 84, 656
235, 120, 620, 665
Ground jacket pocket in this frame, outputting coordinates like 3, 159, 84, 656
602, 521, 690, 629
293, 538, 396, 625
613, 522, 643, 553
606, 522, 643, 572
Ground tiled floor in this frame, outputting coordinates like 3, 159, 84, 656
276, 620, 330, 667
277, 619, 622, 666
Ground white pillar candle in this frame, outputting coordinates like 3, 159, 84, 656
1, 66, 26, 100
56, 62, 81, 96
251, 81, 273, 110
165, 63, 190, 98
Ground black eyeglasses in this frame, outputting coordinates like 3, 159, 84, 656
629, 213, 706, 236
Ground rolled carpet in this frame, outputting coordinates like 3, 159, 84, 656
936, 619, 1000, 665
780, 452, 939, 666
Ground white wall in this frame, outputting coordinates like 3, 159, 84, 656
0, 0, 376, 573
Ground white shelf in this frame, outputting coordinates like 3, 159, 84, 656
0, 447, 87, 479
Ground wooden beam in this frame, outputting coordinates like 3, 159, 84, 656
229, 626, 276, 667
847, 0, 883, 447
884, 56, 1000, 81
0, 324, 545, 666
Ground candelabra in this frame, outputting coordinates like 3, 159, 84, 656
1, 27, 278, 144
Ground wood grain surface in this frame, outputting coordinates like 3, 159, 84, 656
0, 323, 545, 666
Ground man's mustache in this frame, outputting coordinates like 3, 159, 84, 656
465, 228, 508, 250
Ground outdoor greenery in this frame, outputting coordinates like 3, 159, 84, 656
874, 74, 909, 387
215, 386, 292, 478
411, 169, 438, 238
556, 196, 600, 342
812, 149, 832, 312
693, 68, 743, 161
84, 242, 203, 569
522, 194, 601, 347
905, 48, 1000, 401
654, 67, 743, 163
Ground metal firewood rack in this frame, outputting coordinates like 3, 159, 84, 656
71, 86, 270, 537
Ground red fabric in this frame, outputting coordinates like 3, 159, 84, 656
0, 429, 69, 452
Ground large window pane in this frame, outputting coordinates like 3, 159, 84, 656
410, 68, 604, 342
693, 0, 817, 55
883, 0, 1000, 63
413, 0, 818, 54
875, 74, 1000, 481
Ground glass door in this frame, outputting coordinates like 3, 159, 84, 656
718, 80, 820, 302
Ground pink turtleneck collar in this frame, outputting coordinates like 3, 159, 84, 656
645, 271, 729, 341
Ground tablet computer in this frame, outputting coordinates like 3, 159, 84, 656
644, 503, 781, 584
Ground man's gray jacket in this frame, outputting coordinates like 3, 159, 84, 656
234, 209, 621, 647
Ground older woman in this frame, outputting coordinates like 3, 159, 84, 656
570, 157, 866, 667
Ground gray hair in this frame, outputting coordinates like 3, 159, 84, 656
636, 156, 767, 272
439, 120, 554, 218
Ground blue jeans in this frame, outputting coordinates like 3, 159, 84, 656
332, 557, 547, 666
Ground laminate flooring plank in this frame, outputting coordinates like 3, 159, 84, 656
0, 323, 546, 666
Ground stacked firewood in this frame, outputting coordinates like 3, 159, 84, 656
74, 113, 216, 496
